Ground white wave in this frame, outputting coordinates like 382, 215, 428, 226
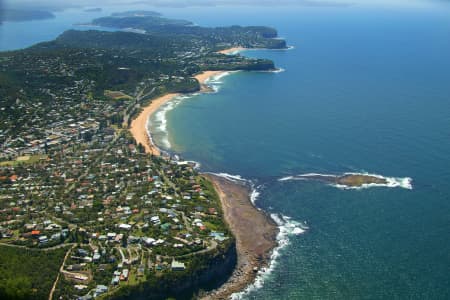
278, 173, 337, 182
333, 172, 413, 190
278, 172, 413, 190
153, 106, 170, 148
257, 67, 286, 74
203, 71, 237, 93
207, 172, 248, 183
145, 116, 164, 154
272, 67, 285, 73
212, 71, 233, 81
298, 172, 337, 177
147, 94, 196, 150
278, 175, 296, 181
250, 186, 261, 205
231, 214, 307, 299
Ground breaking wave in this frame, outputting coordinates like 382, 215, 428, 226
278, 172, 413, 190
272, 67, 285, 73
333, 173, 413, 190
207, 172, 263, 206
257, 67, 286, 74
204, 71, 235, 92
148, 94, 191, 149
147, 71, 236, 151
250, 186, 261, 205
231, 214, 308, 299
279, 172, 336, 181
208, 172, 248, 183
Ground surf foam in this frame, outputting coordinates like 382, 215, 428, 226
231, 214, 308, 299
204, 71, 236, 93
334, 172, 413, 190
250, 186, 261, 205
207, 172, 248, 183
278, 172, 413, 190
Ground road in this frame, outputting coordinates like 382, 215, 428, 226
48, 244, 76, 300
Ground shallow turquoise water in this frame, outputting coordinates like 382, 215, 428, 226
151, 4, 450, 299
2, 2, 450, 299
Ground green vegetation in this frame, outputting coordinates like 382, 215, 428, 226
336, 174, 387, 186
91, 11, 287, 50
93, 14, 193, 29
0, 10, 284, 299
0, 245, 69, 299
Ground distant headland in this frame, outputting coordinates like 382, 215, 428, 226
0, 10, 286, 300
0, 9, 55, 23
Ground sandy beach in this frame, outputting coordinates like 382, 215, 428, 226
129, 93, 178, 156
129, 45, 244, 157
129, 47, 276, 298
194, 71, 228, 92
130, 70, 229, 156
202, 174, 279, 299
218, 46, 247, 55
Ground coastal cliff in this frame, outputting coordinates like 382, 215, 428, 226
110, 241, 237, 300
0, 10, 285, 300
202, 175, 279, 299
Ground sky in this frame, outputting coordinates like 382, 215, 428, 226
2, 0, 436, 10
2, 0, 448, 13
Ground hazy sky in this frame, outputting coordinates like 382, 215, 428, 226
2, 0, 445, 11
2, 0, 357, 10
4, 0, 347, 7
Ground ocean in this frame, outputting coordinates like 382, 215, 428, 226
150, 3, 450, 299
3, 1, 450, 299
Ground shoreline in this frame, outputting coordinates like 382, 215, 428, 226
217, 46, 247, 55
202, 174, 279, 299
129, 70, 230, 156
129, 47, 278, 298
195, 70, 229, 92
129, 93, 179, 156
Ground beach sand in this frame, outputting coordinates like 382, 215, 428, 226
129, 49, 276, 298
129, 93, 178, 156
194, 71, 227, 92
218, 47, 247, 55
130, 70, 228, 156
202, 174, 279, 299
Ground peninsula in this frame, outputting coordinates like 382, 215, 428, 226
0, 11, 284, 299
0, 9, 55, 22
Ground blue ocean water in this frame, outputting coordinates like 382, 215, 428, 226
0, 6, 123, 51
2, 2, 450, 299
150, 3, 450, 299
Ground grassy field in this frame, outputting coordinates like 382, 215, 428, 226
104, 90, 133, 100
0, 154, 48, 166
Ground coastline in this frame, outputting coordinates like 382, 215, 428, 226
195, 71, 229, 92
202, 174, 279, 299
129, 48, 278, 298
129, 93, 179, 156
218, 47, 247, 55
129, 70, 230, 156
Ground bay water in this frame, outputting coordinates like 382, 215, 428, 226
2, 2, 450, 299
150, 3, 450, 299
